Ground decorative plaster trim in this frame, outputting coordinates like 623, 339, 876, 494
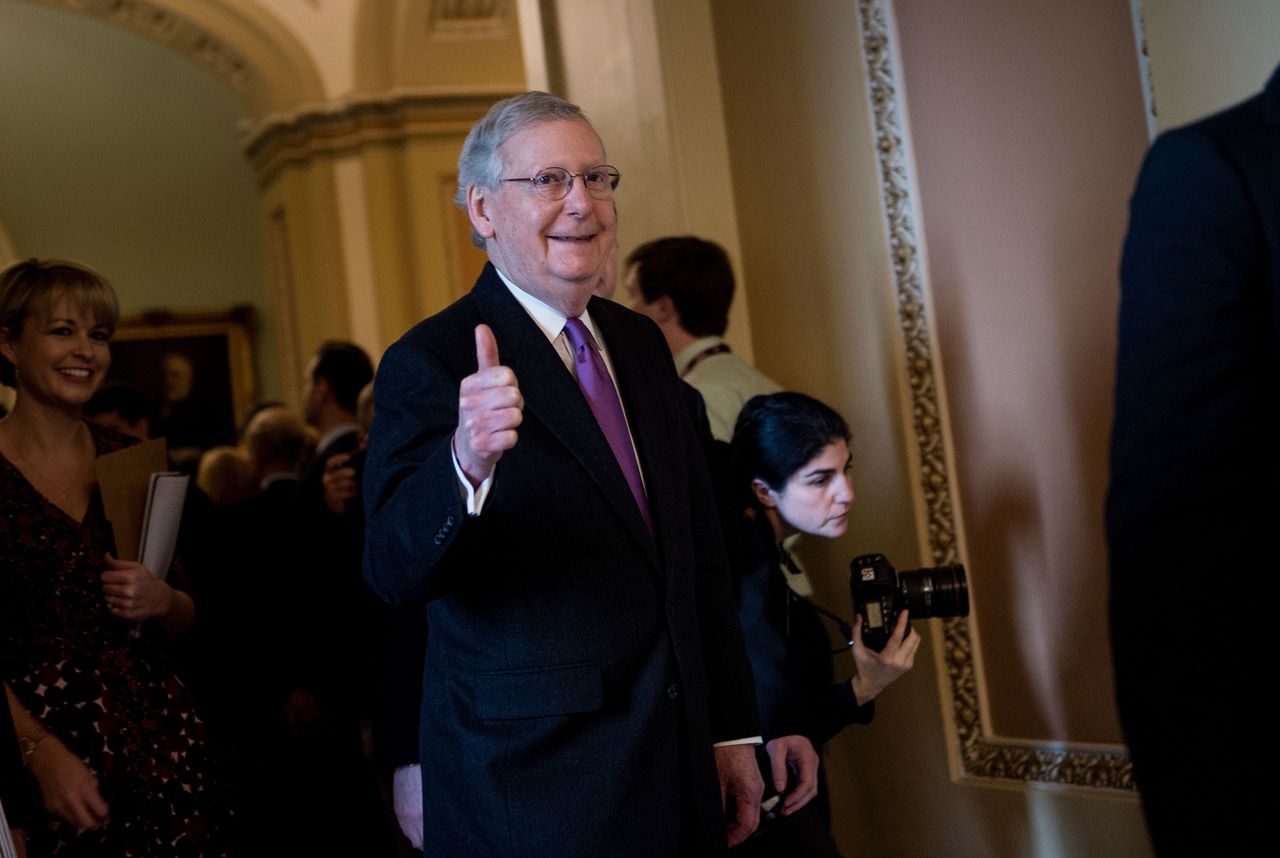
243, 89, 519, 185
1130, 0, 1159, 141
34, 0, 253, 93
855, 0, 1135, 793
429, 0, 513, 39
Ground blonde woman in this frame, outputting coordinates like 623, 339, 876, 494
0, 260, 230, 856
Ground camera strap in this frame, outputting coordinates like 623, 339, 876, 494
779, 547, 854, 653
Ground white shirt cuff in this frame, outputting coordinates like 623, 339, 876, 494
713, 736, 763, 747
451, 442, 494, 515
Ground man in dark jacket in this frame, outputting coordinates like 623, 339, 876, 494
1108, 64, 1280, 854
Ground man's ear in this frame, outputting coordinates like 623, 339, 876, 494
752, 478, 777, 510
312, 376, 334, 407
652, 295, 677, 324
467, 185, 496, 240
305, 379, 332, 412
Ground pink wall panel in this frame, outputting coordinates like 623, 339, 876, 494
893, 0, 1150, 743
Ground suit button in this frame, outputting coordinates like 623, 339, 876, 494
667, 683, 679, 700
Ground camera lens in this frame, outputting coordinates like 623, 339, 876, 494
899, 564, 969, 619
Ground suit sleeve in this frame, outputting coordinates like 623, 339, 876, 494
363, 333, 476, 607
812, 683, 873, 748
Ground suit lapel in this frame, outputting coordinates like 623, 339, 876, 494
471, 267, 658, 565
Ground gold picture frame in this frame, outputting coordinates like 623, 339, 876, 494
110, 306, 257, 444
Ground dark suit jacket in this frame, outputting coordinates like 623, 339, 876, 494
1107, 65, 1280, 853
729, 513, 872, 751
364, 263, 759, 857
194, 477, 306, 732
298, 437, 390, 718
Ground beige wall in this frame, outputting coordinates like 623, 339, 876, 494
708, 1, 919, 568
535, 0, 758, 360
1142, 0, 1280, 133
893, 0, 1149, 746
0, 0, 275, 397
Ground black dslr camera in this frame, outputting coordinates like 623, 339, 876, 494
849, 553, 969, 651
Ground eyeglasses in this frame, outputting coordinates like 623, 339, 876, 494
501, 166, 621, 201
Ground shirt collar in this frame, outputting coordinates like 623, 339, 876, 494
316, 423, 360, 457
494, 265, 603, 346
260, 472, 298, 491
674, 335, 726, 376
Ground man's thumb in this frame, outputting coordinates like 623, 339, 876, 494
475, 323, 499, 370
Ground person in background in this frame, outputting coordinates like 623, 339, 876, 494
190, 405, 320, 853
324, 382, 422, 855
1107, 62, 1280, 855
728, 392, 919, 856
195, 444, 255, 507
625, 236, 780, 442
301, 340, 373, 485
297, 341, 386, 766
84, 380, 155, 441
296, 342, 398, 853
0, 258, 231, 855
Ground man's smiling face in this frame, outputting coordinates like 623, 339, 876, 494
467, 118, 618, 317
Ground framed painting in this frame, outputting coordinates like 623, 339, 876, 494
108, 306, 257, 454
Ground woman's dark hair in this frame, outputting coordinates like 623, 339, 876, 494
732, 392, 850, 506
0, 258, 119, 387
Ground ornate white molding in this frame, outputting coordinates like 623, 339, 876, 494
855, 0, 1134, 793
243, 89, 515, 184
33, 0, 253, 93
429, 0, 513, 39
1130, 0, 1159, 141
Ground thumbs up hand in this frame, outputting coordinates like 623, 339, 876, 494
455, 323, 523, 486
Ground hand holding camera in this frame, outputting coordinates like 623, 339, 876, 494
846, 552, 970, 702
849, 553, 969, 651
850, 608, 920, 704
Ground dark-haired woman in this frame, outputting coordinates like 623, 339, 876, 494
0, 259, 230, 856
729, 392, 919, 856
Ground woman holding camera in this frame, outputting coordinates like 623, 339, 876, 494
728, 392, 919, 856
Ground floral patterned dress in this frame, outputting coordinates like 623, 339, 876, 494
0, 423, 232, 856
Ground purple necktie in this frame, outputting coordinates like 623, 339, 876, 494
563, 317, 652, 531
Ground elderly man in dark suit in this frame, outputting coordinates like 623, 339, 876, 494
364, 92, 764, 856
1108, 64, 1280, 854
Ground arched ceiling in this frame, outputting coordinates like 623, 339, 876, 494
20, 0, 327, 122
